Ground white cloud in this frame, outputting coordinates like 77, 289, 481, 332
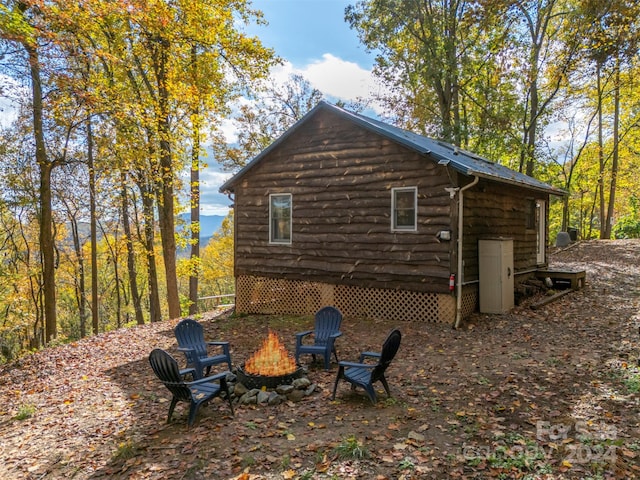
270, 55, 384, 114
0, 74, 21, 128
177, 167, 233, 216
196, 170, 233, 215
301, 54, 376, 101
198, 200, 233, 216
218, 117, 239, 144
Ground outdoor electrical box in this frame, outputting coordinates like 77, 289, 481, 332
479, 238, 514, 314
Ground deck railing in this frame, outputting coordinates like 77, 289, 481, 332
197, 293, 235, 311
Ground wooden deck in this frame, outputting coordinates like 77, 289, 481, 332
535, 269, 586, 290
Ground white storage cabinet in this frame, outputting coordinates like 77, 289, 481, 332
478, 238, 514, 314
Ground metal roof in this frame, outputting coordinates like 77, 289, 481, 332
220, 101, 566, 196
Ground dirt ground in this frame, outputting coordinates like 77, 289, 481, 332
1, 240, 639, 479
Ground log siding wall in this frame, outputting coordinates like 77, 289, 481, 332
462, 181, 549, 283
229, 108, 551, 321
233, 110, 455, 294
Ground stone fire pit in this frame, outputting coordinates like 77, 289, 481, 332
229, 372, 317, 405
235, 364, 305, 390
226, 330, 318, 405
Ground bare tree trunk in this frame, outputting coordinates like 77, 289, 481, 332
188, 120, 200, 316
153, 38, 181, 320
67, 207, 87, 338
98, 221, 122, 327
26, 42, 56, 343
597, 63, 606, 239
519, 22, 540, 177
139, 179, 162, 323
88, 115, 99, 335
121, 172, 144, 325
189, 46, 201, 316
604, 57, 620, 239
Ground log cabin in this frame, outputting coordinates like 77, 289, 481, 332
219, 101, 566, 325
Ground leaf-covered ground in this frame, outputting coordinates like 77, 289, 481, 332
1, 240, 639, 480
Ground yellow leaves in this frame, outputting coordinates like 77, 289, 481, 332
282, 469, 296, 479
0, 4, 37, 46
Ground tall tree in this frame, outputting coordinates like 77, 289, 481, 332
117, 0, 275, 319
346, 0, 525, 164
0, 2, 58, 342
579, 0, 640, 238
346, 0, 474, 144
502, 0, 577, 176
120, 171, 144, 325
188, 45, 203, 316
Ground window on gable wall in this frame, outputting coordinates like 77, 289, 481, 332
269, 193, 292, 244
392, 187, 417, 231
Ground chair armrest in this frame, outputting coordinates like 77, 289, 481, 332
177, 346, 196, 353
206, 341, 231, 356
295, 330, 314, 346
358, 351, 381, 363
187, 371, 229, 386
329, 331, 342, 339
338, 361, 376, 370
179, 367, 196, 378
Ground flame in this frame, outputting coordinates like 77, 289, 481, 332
244, 330, 297, 376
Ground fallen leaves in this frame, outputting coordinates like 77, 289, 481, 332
0, 241, 639, 478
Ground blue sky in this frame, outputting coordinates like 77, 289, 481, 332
200, 0, 381, 216
248, 0, 374, 68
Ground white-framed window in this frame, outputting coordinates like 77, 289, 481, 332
269, 193, 292, 244
391, 187, 417, 231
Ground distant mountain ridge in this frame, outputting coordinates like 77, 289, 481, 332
177, 214, 225, 255
177, 213, 225, 239
65, 214, 225, 255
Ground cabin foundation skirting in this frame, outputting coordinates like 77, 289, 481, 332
236, 275, 479, 323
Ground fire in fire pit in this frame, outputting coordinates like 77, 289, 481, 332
237, 330, 304, 390
245, 330, 297, 376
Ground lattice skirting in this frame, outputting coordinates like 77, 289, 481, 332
236, 276, 479, 323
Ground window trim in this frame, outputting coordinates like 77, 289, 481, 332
391, 187, 418, 232
525, 198, 537, 231
269, 193, 292, 245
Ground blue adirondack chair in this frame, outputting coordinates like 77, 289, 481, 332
295, 306, 343, 370
331, 328, 401, 404
174, 318, 232, 379
148, 348, 234, 427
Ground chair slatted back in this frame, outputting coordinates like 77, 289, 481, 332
149, 348, 192, 402
175, 318, 207, 363
371, 329, 401, 382
314, 306, 342, 344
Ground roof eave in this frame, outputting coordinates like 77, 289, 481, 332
219, 100, 568, 198
465, 170, 568, 196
